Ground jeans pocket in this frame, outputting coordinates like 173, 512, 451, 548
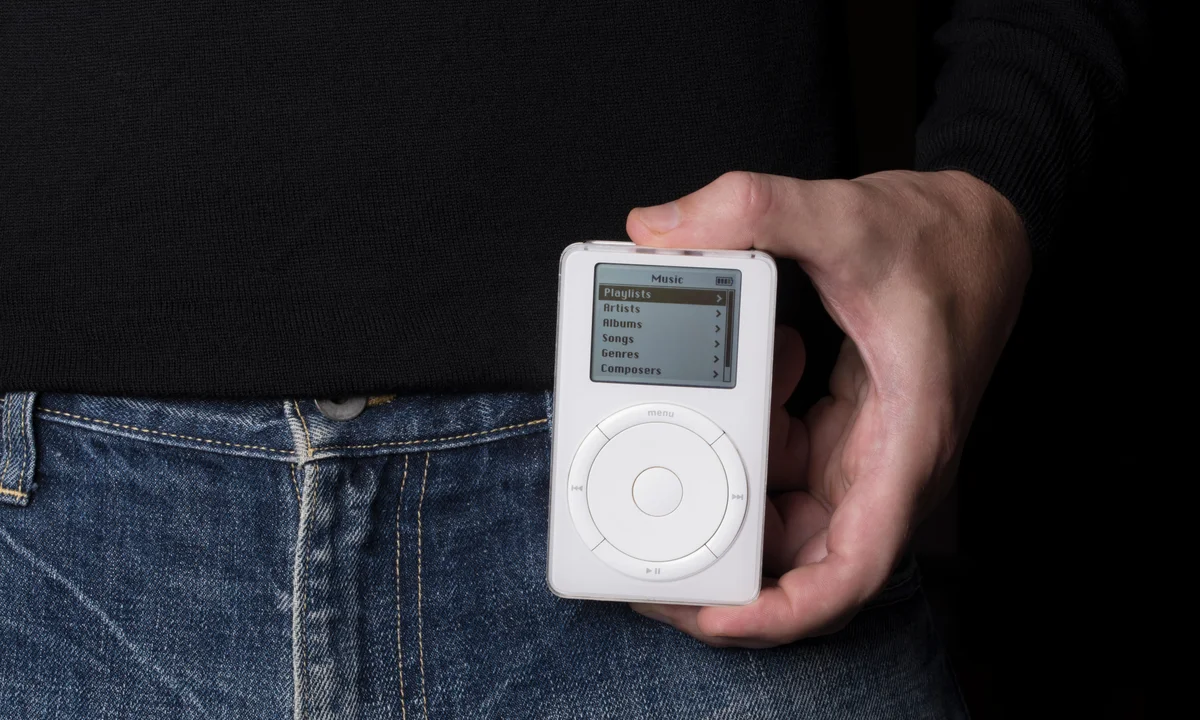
0, 392, 38, 507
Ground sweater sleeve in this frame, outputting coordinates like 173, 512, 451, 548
913, 0, 1150, 256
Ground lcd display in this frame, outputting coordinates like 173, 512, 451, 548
590, 263, 740, 388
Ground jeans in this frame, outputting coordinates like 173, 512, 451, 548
0, 390, 966, 719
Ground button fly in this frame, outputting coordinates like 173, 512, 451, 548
315, 397, 367, 421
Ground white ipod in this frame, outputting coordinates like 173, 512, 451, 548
547, 240, 777, 606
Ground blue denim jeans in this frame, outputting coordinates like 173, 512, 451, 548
0, 391, 966, 719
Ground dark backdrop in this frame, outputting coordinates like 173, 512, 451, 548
844, 2, 1156, 717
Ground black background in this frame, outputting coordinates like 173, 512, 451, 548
844, 1, 1157, 717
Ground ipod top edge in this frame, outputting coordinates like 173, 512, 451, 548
561, 240, 776, 267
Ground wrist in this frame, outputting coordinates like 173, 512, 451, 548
937, 169, 1032, 292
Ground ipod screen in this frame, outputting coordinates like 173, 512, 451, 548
590, 263, 741, 388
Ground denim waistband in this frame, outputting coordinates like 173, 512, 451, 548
0, 390, 553, 507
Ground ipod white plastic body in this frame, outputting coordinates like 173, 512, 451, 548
547, 240, 776, 606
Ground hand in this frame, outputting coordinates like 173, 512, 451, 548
625, 170, 1031, 647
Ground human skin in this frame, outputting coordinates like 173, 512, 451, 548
625, 169, 1031, 647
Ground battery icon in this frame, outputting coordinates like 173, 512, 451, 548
715, 276, 733, 286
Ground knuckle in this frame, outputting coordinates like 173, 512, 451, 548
716, 170, 773, 223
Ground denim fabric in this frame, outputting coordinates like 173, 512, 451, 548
0, 391, 966, 719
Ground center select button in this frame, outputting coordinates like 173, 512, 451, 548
632, 467, 683, 516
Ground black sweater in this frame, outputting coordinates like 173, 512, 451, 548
0, 2, 1147, 398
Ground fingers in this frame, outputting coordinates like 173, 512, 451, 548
667, 399, 921, 646
802, 395, 854, 504
631, 553, 875, 647
629, 603, 712, 642
696, 559, 868, 642
762, 492, 830, 577
793, 527, 830, 567
634, 440, 921, 647
761, 500, 789, 576
629, 603, 747, 648
702, 414, 921, 645
635, 502, 901, 648
630, 592, 780, 650
626, 171, 849, 268
827, 336, 868, 405
697, 513, 898, 645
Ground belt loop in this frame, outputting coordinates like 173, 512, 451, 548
0, 392, 38, 507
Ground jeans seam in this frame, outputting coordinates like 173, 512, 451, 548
19, 410, 27, 495
292, 401, 315, 458
302, 470, 310, 720
289, 463, 301, 505
395, 454, 410, 720
299, 461, 317, 720
417, 451, 430, 720
312, 418, 548, 452
32, 405, 546, 463
36, 407, 293, 455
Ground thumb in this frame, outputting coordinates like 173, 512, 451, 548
626, 171, 844, 267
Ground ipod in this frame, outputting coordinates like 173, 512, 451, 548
547, 240, 776, 606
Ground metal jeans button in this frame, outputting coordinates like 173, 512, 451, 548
315, 397, 367, 421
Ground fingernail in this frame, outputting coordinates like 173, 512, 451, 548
635, 202, 680, 233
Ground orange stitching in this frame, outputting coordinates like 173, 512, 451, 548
292, 401, 314, 457
35, 408, 292, 455
312, 418, 548, 452
368, 395, 397, 407
289, 464, 301, 504
0, 487, 27, 500
301, 460, 317, 720
417, 452, 430, 720
395, 455, 409, 720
